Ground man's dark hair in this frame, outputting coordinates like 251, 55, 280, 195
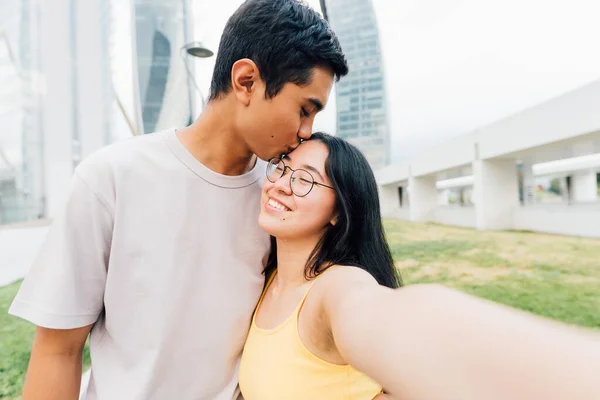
208, 0, 348, 101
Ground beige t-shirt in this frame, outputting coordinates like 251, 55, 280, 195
10, 129, 271, 399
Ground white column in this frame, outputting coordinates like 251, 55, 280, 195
40, 0, 75, 218
379, 184, 399, 217
560, 177, 570, 202
571, 170, 598, 203
438, 189, 450, 205
76, 0, 110, 159
473, 159, 519, 230
408, 175, 437, 222
521, 159, 535, 205
110, 0, 138, 140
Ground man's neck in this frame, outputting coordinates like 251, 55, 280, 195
177, 99, 256, 176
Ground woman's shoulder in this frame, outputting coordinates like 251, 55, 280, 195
314, 265, 379, 293
310, 266, 384, 329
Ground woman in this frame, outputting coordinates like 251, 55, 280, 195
239, 133, 600, 400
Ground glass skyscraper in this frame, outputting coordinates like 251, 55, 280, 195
324, 0, 390, 170
133, 0, 193, 134
0, 0, 198, 225
0, 0, 44, 223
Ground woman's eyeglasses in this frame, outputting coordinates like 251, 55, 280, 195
266, 158, 334, 197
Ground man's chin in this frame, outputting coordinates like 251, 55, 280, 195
255, 154, 272, 162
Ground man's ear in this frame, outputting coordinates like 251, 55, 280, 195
231, 58, 261, 106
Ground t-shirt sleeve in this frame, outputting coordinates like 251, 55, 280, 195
9, 171, 113, 329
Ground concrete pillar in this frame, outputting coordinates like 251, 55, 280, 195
571, 170, 598, 203
75, 0, 111, 160
39, 0, 113, 219
408, 175, 437, 222
560, 177, 570, 202
379, 183, 399, 216
438, 189, 450, 205
109, 1, 139, 140
521, 159, 535, 205
40, 0, 75, 218
473, 159, 519, 230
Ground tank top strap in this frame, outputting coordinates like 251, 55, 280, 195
294, 269, 332, 318
252, 271, 278, 324
254, 268, 334, 325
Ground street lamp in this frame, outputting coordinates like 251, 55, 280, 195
113, 87, 139, 136
319, 0, 329, 21
180, 41, 213, 115
183, 41, 214, 58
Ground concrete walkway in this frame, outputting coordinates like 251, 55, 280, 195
0, 221, 51, 287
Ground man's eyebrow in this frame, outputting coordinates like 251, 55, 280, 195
307, 98, 323, 112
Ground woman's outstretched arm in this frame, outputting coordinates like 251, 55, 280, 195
321, 267, 600, 400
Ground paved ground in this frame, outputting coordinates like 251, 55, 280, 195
0, 222, 50, 287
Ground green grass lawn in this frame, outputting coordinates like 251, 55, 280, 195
0, 283, 91, 399
2, 220, 599, 397
0, 282, 33, 399
386, 220, 600, 329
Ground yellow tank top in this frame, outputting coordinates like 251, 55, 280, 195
239, 271, 382, 400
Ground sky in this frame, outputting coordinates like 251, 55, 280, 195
193, 0, 600, 162
191, 0, 337, 138
2, 0, 600, 168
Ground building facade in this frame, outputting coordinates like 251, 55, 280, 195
0, 0, 44, 223
324, 0, 390, 170
133, 0, 194, 134
0, 0, 196, 224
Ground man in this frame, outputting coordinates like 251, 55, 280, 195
9, 0, 348, 398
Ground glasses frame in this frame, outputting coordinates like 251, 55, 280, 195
266, 157, 335, 197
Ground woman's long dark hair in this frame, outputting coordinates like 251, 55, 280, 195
264, 132, 402, 288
